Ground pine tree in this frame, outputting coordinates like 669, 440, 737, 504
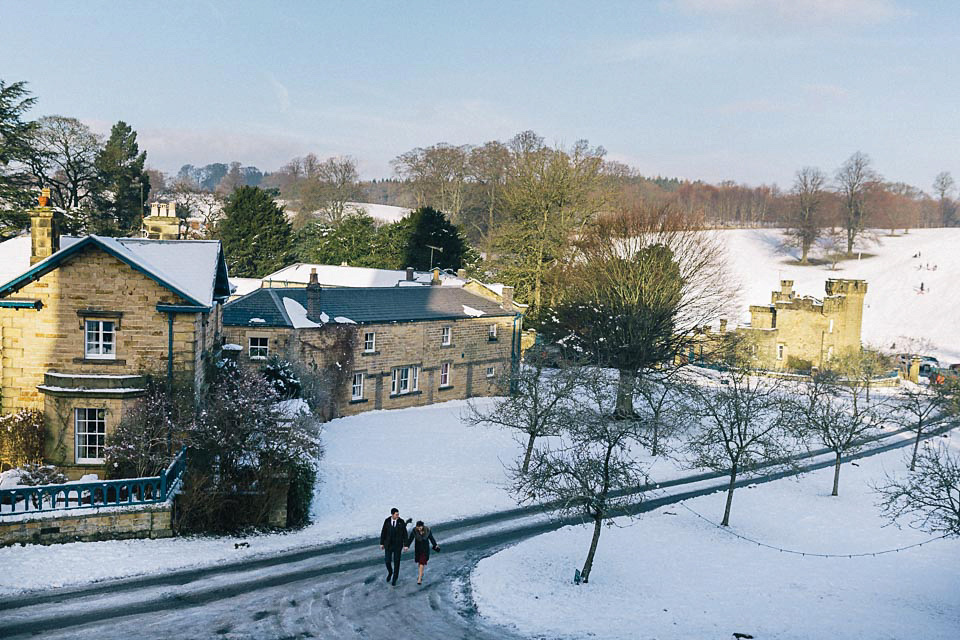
402, 206, 468, 271
0, 79, 38, 237
217, 185, 292, 277
293, 213, 379, 266
93, 121, 150, 235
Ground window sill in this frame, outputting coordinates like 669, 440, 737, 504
349, 398, 368, 405
361, 351, 380, 356
438, 385, 454, 391
389, 390, 422, 399
250, 356, 268, 361
72, 358, 126, 365
440, 343, 453, 348
75, 460, 105, 465
488, 337, 498, 342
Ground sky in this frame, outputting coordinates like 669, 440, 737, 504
1, 0, 957, 190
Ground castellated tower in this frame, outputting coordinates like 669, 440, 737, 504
741, 278, 868, 370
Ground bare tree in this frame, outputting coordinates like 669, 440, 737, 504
301, 156, 362, 224
633, 368, 688, 455
466, 141, 511, 253
889, 384, 951, 471
876, 442, 960, 537
835, 151, 880, 256
465, 352, 580, 474
787, 167, 827, 264
392, 143, 471, 220
543, 203, 735, 416
686, 368, 797, 525
512, 369, 648, 583
932, 171, 956, 226
796, 369, 887, 496
28, 115, 102, 211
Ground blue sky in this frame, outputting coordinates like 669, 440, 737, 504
2, 1, 956, 190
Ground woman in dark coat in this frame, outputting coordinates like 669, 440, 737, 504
408, 520, 439, 585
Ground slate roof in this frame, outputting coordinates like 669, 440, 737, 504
0, 234, 230, 309
223, 286, 517, 327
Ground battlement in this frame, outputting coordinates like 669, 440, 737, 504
825, 278, 868, 296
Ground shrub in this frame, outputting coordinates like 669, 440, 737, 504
16, 463, 67, 486
260, 356, 302, 400
104, 378, 191, 479
286, 459, 318, 528
787, 355, 814, 372
0, 409, 45, 470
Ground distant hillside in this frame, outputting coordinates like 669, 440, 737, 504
722, 228, 960, 364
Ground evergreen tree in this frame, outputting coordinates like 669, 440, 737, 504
402, 206, 468, 271
93, 121, 150, 235
0, 79, 38, 237
293, 213, 379, 266
217, 185, 292, 277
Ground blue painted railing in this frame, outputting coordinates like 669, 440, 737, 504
0, 447, 187, 517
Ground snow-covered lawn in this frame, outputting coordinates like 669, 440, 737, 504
725, 228, 960, 364
471, 433, 960, 640
0, 399, 677, 596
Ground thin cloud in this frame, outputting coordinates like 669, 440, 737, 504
673, 0, 912, 27
803, 83, 852, 100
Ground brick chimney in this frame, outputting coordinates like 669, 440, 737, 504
406, 267, 415, 281
500, 286, 514, 311
306, 267, 322, 322
430, 268, 440, 286
30, 188, 60, 265
456, 268, 467, 280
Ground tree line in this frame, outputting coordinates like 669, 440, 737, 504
0, 80, 153, 237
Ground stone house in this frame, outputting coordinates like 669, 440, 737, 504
222, 270, 522, 416
740, 279, 868, 370
0, 193, 230, 478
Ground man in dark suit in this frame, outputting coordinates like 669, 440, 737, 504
379, 507, 409, 585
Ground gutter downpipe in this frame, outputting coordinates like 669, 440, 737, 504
166, 310, 175, 455
510, 312, 522, 395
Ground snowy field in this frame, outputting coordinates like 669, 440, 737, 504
0, 400, 675, 595
471, 434, 960, 640
724, 228, 960, 364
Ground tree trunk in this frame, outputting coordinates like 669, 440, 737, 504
910, 428, 923, 471
521, 432, 537, 474
580, 514, 604, 583
615, 369, 636, 418
721, 465, 737, 526
801, 241, 810, 264
651, 421, 660, 456
831, 451, 842, 496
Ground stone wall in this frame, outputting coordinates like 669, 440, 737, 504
0, 503, 173, 546
0, 244, 214, 472
223, 316, 515, 416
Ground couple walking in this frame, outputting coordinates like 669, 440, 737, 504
379, 507, 439, 586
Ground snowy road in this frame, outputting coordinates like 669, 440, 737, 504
1, 421, 953, 640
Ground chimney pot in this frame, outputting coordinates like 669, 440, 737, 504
406, 267, 415, 281
308, 267, 319, 285
430, 268, 440, 286
456, 268, 467, 279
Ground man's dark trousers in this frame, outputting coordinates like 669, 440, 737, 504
384, 546, 402, 580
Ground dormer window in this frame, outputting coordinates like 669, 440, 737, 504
84, 320, 115, 359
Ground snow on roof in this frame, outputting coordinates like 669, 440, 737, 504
262, 263, 465, 289
282, 297, 322, 328
222, 343, 243, 351
0, 234, 226, 308
229, 277, 262, 297
462, 305, 485, 317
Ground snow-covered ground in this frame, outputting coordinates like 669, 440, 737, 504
724, 228, 960, 364
0, 399, 676, 595
471, 434, 960, 640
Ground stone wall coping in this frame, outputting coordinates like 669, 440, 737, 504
0, 499, 173, 525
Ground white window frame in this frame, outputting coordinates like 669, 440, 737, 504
776, 344, 785, 361
828, 319, 834, 334
486, 366, 496, 378
391, 366, 420, 395
439, 362, 451, 387
488, 324, 498, 340
249, 336, 269, 360
84, 320, 116, 359
75, 408, 106, 464
441, 326, 451, 346
351, 372, 364, 400
363, 332, 376, 353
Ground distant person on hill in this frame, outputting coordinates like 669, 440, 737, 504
380, 508, 410, 586
407, 520, 440, 585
